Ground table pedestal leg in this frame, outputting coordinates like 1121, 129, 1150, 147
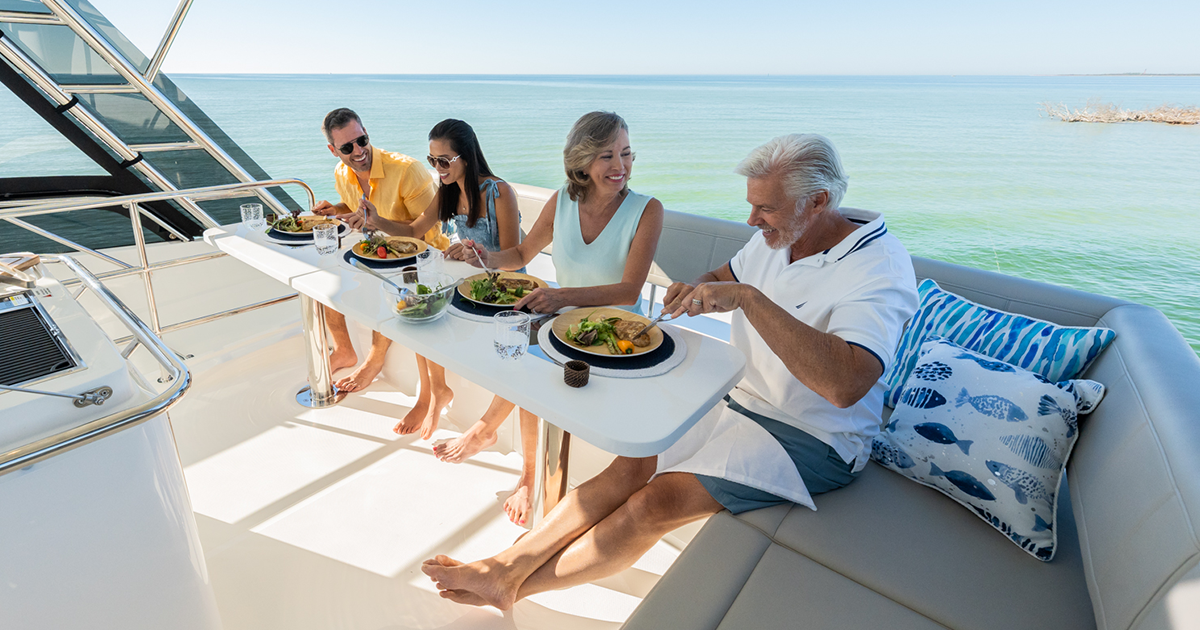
295, 294, 346, 408
532, 418, 570, 525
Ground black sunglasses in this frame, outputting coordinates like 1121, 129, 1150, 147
336, 134, 369, 155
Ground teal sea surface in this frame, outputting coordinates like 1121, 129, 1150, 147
7, 74, 1200, 354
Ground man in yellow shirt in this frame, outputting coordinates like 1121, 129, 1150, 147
312, 108, 447, 392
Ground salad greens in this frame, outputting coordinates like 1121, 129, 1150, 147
396, 282, 449, 320
566, 314, 622, 354
469, 277, 528, 305
271, 215, 302, 232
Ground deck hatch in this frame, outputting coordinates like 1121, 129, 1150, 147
0, 303, 77, 386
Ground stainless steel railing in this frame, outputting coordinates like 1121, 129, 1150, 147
2, 179, 316, 345
0, 255, 189, 476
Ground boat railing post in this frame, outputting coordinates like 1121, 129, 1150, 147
126, 201, 170, 384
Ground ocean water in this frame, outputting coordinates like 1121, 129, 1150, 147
4, 75, 1199, 353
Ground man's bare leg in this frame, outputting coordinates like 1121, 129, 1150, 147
512, 472, 720, 602
503, 409, 540, 525
395, 354, 432, 435
422, 456, 659, 609
336, 331, 391, 392
434, 395, 515, 463
323, 307, 357, 373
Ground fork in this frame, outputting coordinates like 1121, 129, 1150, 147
626, 310, 672, 341
469, 244, 501, 283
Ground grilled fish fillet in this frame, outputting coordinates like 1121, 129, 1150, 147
497, 278, 536, 291
614, 320, 653, 347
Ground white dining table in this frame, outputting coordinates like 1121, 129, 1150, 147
204, 223, 747, 517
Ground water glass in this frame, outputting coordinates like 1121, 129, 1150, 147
494, 311, 530, 360
240, 203, 264, 231
313, 223, 339, 256
416, 247, 443, 274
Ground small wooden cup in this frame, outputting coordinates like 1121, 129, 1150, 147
564, 360, 590, 388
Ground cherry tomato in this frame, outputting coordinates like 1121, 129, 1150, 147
377, 245, 388, 259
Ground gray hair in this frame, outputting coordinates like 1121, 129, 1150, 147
735, 134, 848, 210
563, 111, 629, 203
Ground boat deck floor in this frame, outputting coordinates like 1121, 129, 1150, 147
168, 334, 681, 630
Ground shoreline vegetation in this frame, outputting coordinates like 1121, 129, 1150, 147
1042, 100, 1200, 125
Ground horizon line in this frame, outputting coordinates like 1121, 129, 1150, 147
167, 72, 1200, 78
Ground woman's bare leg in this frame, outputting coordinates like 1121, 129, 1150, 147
422, 456, 659, 609
421, 360, 454, 439
434, 395, 515, 463
503, 409, 540, 525
394, 354, 432, 435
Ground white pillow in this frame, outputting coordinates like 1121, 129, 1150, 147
872, 336, 1106, 561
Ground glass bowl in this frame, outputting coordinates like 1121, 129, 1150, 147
380, 270, 457, 323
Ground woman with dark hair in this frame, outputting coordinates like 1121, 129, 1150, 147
356, 120, 534, 522
441, 111, 665, 524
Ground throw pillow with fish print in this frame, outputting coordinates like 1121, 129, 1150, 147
871, 337, 1106, 562
882, 278, 1115, 409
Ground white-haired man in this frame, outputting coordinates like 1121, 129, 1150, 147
421, 134, 919, 610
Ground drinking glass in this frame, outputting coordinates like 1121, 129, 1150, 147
240, 203, 264, 231
416, 247, 443, 274
313, 223, 339, 255
494, 311, 530, 360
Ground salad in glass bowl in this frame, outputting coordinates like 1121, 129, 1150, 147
380, 271, 457, 323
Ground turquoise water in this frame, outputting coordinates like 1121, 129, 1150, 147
7, 74, 1200, 353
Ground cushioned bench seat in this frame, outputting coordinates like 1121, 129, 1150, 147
625, 463, 1094, 630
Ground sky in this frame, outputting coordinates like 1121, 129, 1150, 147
82, 0, 1200, 76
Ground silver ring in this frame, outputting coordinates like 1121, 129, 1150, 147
692, 298, 703, 306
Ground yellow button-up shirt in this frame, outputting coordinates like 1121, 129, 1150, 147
334, 147, 448, 249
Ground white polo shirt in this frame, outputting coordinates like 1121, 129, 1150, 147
727, 208, 918, 472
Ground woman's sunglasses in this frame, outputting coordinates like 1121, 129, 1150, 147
427, 154, 461, 169
336, 134, 369, 155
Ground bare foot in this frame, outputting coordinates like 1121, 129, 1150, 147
394, 395, 428, 435
421, 555, 519, 610
336, 354, 384, 393
504, 480, 533, 526
434, 421, 497, 463
421, 385, 454, 440
329, 346, 357, 374
440, 589, 489, 606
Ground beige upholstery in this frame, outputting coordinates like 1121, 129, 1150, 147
623, 216, 1200, 629
647, 210, 756, 288
509, 182, 554, 251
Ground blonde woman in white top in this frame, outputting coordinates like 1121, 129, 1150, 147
440, 111, 664, 525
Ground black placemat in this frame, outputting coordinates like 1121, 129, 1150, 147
449, 291, 514, 317
342, 249, 416, 269
546, 327, 676, 370
268, 223, 349, 241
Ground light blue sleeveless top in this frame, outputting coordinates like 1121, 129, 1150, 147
552, 186, 652, 314
450, 179, 524, 273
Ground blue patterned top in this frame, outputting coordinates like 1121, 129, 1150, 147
449, 179, 524, 273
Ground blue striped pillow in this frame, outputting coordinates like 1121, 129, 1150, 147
883, 279, 1116, 408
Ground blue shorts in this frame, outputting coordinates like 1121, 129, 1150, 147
695, 396, 859, 514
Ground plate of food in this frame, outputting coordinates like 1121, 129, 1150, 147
267, 214, 346, 240
551, 307, 663, 357
349, 234, 427, 264
458, 272, 549, 307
